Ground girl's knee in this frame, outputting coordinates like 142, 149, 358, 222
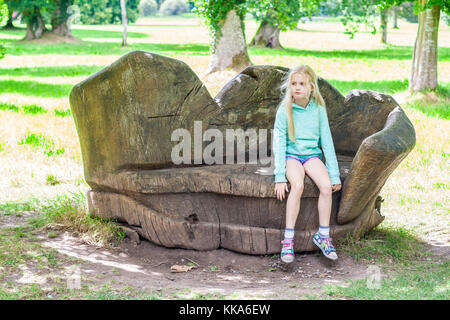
290, 181, 304, 194
319, 184, 332, 196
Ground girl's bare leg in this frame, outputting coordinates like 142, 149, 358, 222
285, 159, 305, 229
302, 158, 332, 227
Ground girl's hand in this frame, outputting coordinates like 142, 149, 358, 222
275, 182, 289, 201
332, 184, 341, 193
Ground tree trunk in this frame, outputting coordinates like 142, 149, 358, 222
249, 20, 283, 49
410, 3, 440, 92
208, 9, 252, 74
393, 6, 399, 29
51, 0, 74, 37
2, 7, 16, 29
24, 7, 48, 40
380, 9, 388, 44
120, 0, 127, 47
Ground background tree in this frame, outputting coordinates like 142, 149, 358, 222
74, 0, 112, 24
332, 0, 448, 92
193, 0, 251, 74
50, 0, 74, 37
380, 7, 388, 43
74, 0, 138, 25
17, 0, 54, 40
109, 0, 139, 24
3, 0, 19, 29
159, 0, 189, 16
336, 0, 379, 39
139, 0, 158, 16
392, 5, 399, 28
409, 0, 449, 91
399, 1, 418, 22
246, 0, 321, 49
155, 0, 164, 10
120, 0, 127, 46
0, 0, 7, 58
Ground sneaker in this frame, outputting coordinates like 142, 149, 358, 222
312, 233, 338, 260
281, 239, 295, 263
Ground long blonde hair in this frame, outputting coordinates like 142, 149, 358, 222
278, 65, 326, 143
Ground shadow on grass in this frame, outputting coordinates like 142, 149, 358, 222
0, 26, 149, 39
337, 223, 431, 264
3, 36, 449, 61
1, 75, 411, 99
0, 79, 72, 98
250, 45, 450, 61
323, 260, 449, 299
2, 39, 210, 56
328, 223, 448, 299
0, 65, 104, 77
404, 85, 450, 120
329, 79, 409, 95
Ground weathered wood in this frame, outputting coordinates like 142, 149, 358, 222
70, 51, 416, 254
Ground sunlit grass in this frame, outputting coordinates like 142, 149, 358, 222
323, 261, 449, 300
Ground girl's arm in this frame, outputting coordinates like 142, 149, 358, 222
319, 106, 341, 185
273, 108, 288, 183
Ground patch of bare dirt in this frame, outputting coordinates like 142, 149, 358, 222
40, 231, 372, 299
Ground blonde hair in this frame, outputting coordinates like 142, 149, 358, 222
278, 65, 326, 143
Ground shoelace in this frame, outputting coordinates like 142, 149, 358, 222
324, 238, 335, 251
282, 240, 293, 251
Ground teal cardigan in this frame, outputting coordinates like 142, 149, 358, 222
272, 99, 341, 185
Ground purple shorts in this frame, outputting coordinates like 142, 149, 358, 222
285, 155, 320, 166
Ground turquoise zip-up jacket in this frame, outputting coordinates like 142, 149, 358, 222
272, 98, 341, 185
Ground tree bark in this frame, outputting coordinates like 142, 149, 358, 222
393, 6, 399, 29
120, 0, 127, 47
24, 7, 48, 40
380, 9, 388, 44
410, 2, 441, 92
50, 0, 73, 37
2, 7, 16, 29
208, 9, 252, 74
249, 20, 283, 49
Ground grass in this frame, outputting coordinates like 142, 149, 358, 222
402, 86, 450, 120
0, 102, 72, 117
322, 261, 449, 300
0, 65, 104, 77
326, 222, 448, 300
2, 39, 210, 56
0, 26, 149, 39
0, 192, 126, 247
18, 133, 65, 157
251, 45, 450, 61
0, 284, 163, 300
0, 80, 72, 98
53, 109, 71, 117
329, 79, 410, 95
3, 38, 449, 61
337, 223, 430, 265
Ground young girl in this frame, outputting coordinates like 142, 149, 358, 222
272, 65, 341, 263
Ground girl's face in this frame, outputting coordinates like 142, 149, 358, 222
290, 72, 312, 103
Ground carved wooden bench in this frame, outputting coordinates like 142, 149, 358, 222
69, 51, 416, 254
